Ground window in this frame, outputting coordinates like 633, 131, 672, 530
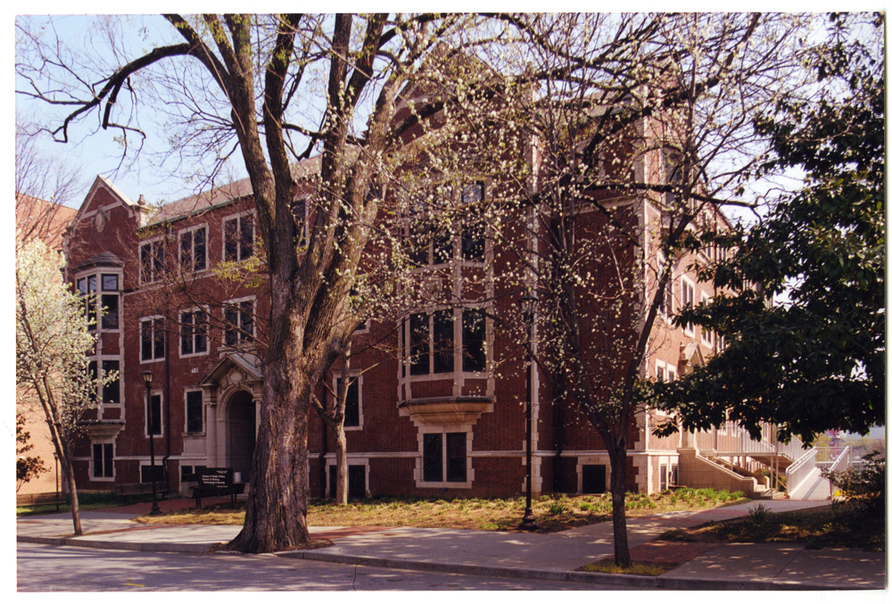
681, 279, 695, 308
179, 225, 207, 273
180, 309, 208, 356
460, 182, 485, 262
681, 279, 695, 335
223, 214, 254, 262
185, 390, 203, 433
140, 464, 164, 483
141, 317, 166, 362
146, 393, 162, 436
659, 263, 674, 317
92, 443, 114, 479
77, 275, 97, 326
406, 181, 486, 266
409, 313, 430, 376
87, 361, 98, 403
462, 308, 486, 372
101, 360, 120, 405
335, 376, 361, 428
224, 299, 254, 346
140, 239, 165, 284
407, 308, 487, 376
432, 310, 454, 373
701, 294, 714, 346
423, 432, 467, 483
76, 272, 120, 330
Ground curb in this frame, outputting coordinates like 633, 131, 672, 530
19, 534, 877, 590
18, 534, 216, 554
282, 549, 818, 590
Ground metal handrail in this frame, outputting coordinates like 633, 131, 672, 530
785, 448, 817, 496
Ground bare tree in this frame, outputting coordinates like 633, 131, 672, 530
454, 12, 813, 566
17, 13, 498, 552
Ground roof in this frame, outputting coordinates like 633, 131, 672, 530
144, 155, 322, 227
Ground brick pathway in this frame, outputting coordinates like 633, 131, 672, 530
628, 540, 717, 567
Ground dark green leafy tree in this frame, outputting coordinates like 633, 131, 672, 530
655, 14, 884, 444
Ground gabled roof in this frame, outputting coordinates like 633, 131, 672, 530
199, 352, 263, 388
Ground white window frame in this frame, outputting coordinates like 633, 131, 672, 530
140, 316, 166, 362
91, 440, 115, 481
184, 389, 204, 435
655, 359, 667, 382
139, 236, 165, 285
98, 358, 121, 406
178, 223, 208, 274
402, 306, 489, 378
222, 212, 256, 262
416, 427, 473, 489
666, 363, 677, 382
179, 307, 209, 358
334, 372, 363, 431
76, 270, 122, 332
223, 296, 256, 347
681, 277, 696, 336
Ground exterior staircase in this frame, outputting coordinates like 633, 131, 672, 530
680, 424, 851, 501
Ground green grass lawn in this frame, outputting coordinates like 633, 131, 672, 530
121, 488, 748, 532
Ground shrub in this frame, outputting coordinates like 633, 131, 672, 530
748, 503, 770, 523
824, 452, 885, 513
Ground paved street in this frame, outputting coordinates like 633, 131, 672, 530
16, 543, 622, 591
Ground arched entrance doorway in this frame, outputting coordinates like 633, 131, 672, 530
226, 390, 255, 482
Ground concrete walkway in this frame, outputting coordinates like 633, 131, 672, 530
17, 498, 886, 591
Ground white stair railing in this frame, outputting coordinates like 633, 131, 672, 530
785, 448, 817, 496
824, 446, 852, 497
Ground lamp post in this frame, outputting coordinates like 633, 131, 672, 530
142, 370, 161, 515
518, 293, 539, 531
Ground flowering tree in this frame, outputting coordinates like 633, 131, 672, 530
16, 239, 107, 535
455, 13, 813, 566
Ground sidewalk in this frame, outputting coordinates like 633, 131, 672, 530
17, 499, 886, 590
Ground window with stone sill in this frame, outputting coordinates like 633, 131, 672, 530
422, 432, 468, 484
140, 316, 166, 362
179, 224, 208, 273
223, 299, 255, 347
76, 272, 120, 331
180, 308, 209, 357
404, 307, 487, 377
140, 238, 165, 284
223, 213, 255, 262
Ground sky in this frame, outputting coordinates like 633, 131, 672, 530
14, 14, 248, 208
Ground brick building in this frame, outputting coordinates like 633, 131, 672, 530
62, 137, 775, 503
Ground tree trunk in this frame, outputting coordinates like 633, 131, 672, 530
229, 353, 311, 553
61, 454, 82, 536
608, 443, 631, 567
335, 426, 348, 505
